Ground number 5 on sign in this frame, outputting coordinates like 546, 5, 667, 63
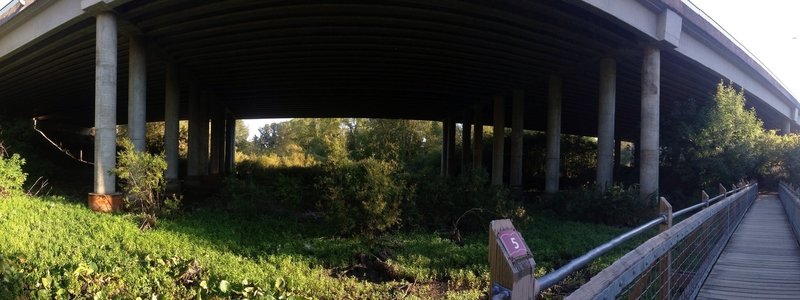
498, 230, 529, 259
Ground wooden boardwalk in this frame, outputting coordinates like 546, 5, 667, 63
697, 194, 800, 299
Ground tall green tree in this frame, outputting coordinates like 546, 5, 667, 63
695, 83, 765, 188
661, 82, 775, 201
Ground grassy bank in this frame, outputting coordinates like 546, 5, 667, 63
0, 195, 645, 299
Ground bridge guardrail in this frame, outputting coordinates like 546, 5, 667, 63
490, 182, 757, 299
778, 182, 800, 243
0, 0, 22, 25
567, 183, 756, 299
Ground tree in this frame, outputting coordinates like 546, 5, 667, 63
234, 119, 250, 149
349, 119, 442, 172
660, 82, 772, 202
695, 83, 765, 188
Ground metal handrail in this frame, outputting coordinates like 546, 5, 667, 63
0, 0, 22, 25
537, 183, 752, 291
778, 182, 800, 243
0, 0, 20, 17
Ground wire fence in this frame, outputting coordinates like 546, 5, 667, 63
567, 184, 757, 299
778, 183, 800, 243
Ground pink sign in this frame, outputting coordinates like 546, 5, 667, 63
498, 229, 529, 259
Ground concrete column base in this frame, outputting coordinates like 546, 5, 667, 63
88, 193, 123, 213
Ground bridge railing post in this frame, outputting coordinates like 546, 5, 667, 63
489, 219, 538, 299
658, 197, 672, 299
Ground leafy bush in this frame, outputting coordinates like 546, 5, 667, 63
113, 139, 180, 228
550, 185, 654, 226
224, 163, 324, 213
0, 152, 26, 197
316, 158, 408, 236
407, 169, 515, 233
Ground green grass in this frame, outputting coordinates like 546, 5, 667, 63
0, 195, 650, 299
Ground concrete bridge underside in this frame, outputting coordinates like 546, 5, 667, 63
0, 0, 797, 198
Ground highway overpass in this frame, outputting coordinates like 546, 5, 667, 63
0, 0, 797, 201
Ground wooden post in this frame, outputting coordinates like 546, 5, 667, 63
658, 197, 672, 299
719, 183, 727, 196
701, 190, 710, 208
489, 219, 538, 300
629, 197, 673, 299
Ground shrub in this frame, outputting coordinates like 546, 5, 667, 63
113, 139, 180, 228
0, 152, 26, 197
550, 185, 654, 226
224, 163, 324, 213
316, 158, 408, 236
407, 169, 515, 233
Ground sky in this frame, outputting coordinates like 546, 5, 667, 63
687, 0, 800, 98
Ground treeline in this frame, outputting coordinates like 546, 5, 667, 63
227, 118, 610, 235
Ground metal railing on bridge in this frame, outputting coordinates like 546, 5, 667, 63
0, 0, 26, 26
489, 181, 758, 299
778, 182, 800, 243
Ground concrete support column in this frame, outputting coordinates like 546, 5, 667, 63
783, 119, 792, 135
164, 63, 180, 185
545, 76, 562, 194
491, 95, 505, 186
510, 89, 524, 189
127, 35, 146, 151
596, 58, 616, 191
224, 115, 236, 174
187, 85, 209, 177
209, 105, 225, 175
472, 106, 484, 169
462, 112, 472, 172
93, 12, 117, 195
441, 119, 455, 177
640, 45, 661, 202
614, 138, 622, 177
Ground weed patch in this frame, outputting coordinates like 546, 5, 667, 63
0, 195, 648, 299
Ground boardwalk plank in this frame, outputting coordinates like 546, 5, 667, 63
696, 195, 800, 299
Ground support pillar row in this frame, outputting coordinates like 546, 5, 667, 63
545, 76, 562, 194
640, 45, 661, 202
